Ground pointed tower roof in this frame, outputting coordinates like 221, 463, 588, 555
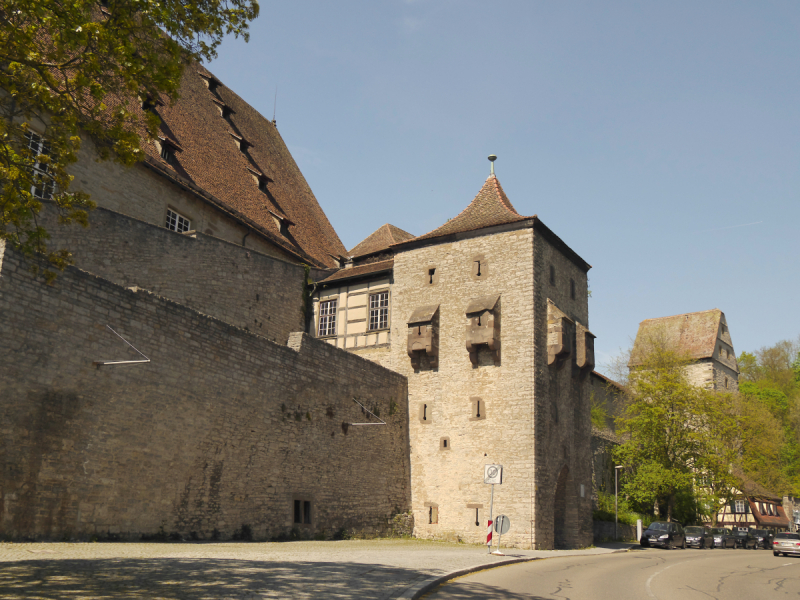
349, 223, 414, 259
398, 175, 531, 245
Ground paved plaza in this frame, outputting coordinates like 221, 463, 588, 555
0, 539, 632, 599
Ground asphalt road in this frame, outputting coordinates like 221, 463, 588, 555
422, 548, 800, 599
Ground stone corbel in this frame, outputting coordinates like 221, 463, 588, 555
547, 300, 573, 368
407, 305, 440, 369
576, 322, 596, 374
465, 295, 500, 366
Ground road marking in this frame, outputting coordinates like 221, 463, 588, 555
645, 560, 692, 599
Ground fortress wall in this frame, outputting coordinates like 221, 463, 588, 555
0, 242, 410, 541
40, 204, 304, 344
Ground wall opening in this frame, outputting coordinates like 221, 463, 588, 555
470, 397, 486, 421
549, 265, 556, 285
440, 436, 450, 450
428, 505, 438, 524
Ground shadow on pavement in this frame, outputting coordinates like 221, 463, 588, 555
423, 580, 549, 600
0, 558, 435, 599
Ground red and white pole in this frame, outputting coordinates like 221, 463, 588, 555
487, 482, 495, 553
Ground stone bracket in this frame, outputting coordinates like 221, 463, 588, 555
465, 294, 500, 366
547, 300, 573, 368
407, 304, 440, 369
576, 322, 595, 373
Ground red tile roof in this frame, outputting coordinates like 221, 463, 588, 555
131, 65, 347, 268
318, 259, 394, 284
751, 501, 790, 528
398, 175, 530, 244
630, 309, 728, 366
349, 224, 414, 259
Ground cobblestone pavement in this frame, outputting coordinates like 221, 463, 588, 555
0, 539, 630, 599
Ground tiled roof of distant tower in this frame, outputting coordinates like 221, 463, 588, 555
398, 175, 530, 244
629, 309, 727, 365
128, 65, 346, 268
349, 224, 414, 259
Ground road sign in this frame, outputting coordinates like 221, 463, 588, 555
484, 464, 503, 484
494, 514, 511, 535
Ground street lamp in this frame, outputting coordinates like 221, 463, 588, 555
615, 465, 624, 541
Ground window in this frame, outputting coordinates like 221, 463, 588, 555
293, 499, 312, 525
428, 505, 438, 524
368, 291, 389, 331
427, 267, 438, 285
318, 299, 337, 337
440, 436, 450, 450
470, 397, 486, 421
768, 504, 774, 516
25, 132, 54, 200
258, 177, 268, 193
475, 508, 480, 527
471, 254, 487, 280
549, 265, 555, 285
570, 279, 575, 300
165, 208, 191, 233
734, 500, 746, 513
160, 142, 176, 164
419, 403, 430, 423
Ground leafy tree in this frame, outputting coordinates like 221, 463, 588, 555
1, 0, 259, 278
614, 335, 739, 523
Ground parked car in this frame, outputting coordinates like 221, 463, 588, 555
751, 529, 773, 550
640, 521, 686, 549
710, 527, 735, 548
732, 528, 756, 549
773, 532, 800, 556
684, 526, 713, 549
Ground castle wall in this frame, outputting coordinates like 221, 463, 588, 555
40, 205, 305, 344
0, 242, 410, 541
70, 137, 294, 262
532, 230, 594, 549
389, 228, 537, 548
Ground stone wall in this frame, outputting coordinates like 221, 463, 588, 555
389, 228, 538, 548
69, 137, 293, 262
39, 204, 305, 344
532, 230, 594, 549
0, 242, 410, 541
593, 520, 638, 543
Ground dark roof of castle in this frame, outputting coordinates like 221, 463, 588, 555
130, 64, 347, 268
629, 309, 726, 365
398, 174, 530, 244
318, 259, 394, 284
349, 224, 414, 259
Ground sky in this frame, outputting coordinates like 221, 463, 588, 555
207, 0, 800, 369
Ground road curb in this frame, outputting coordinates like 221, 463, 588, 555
395, 547, 633, 599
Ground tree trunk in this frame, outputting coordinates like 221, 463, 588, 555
667, 493, 675, 522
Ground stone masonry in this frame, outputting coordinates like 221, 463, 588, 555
0, 241, 410, 541
39, 203, 305, 344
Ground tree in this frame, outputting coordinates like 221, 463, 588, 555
614, 335, 739, 523
1, 0, 259, 278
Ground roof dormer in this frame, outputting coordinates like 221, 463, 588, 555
199, 73, 222, 94
229, 132, 252, 153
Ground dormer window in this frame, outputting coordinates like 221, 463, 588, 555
160, 144, 174, 164
269, 211, 293, 237
140, 96, 163, 113
25, 131, 54, 200
200, 74, 222, 94
258, 177, 268, 193
230, 132, 251, 153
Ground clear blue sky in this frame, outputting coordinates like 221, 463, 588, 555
209, 0, 800, 369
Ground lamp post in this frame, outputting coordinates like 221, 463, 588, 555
615, 465, 624, 541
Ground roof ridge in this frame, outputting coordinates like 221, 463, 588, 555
641, 308, 722, 323
490, 176, 519, 216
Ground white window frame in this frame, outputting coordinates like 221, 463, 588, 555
165, 208, 191, 233
318, 299, 337, 337
734, 500, 746, 514
25, 131, 54, 200
368, 291, 389, 331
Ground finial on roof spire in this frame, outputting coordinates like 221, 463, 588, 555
488, 154, 497, 176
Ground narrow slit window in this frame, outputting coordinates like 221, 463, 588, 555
570, 279, 575, 300
549, 265, 556, 285
429, 268, 436, 284
423, 404, 427, 421
294, 500, 302, 524
368, 291, 389, 331
476, 400, 481, 418
165, 208, 191, 233
475, 508, 480, 527
475, 261, 481, 276
318, 299, 338, 337
429, 506, 438, 524
303, 501, 311, 524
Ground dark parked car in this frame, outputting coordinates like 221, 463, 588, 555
640, 521, 686, 549
732, 528, 757, 549
685, 526, 713, 549
773, 532, 800, 556
710, 527, 735, 548
751, 529, 773, 549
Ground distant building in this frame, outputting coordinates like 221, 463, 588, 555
713, 474, 790, 532
629, 309, 739, 391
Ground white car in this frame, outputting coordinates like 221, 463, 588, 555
773, 532, 800, 556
